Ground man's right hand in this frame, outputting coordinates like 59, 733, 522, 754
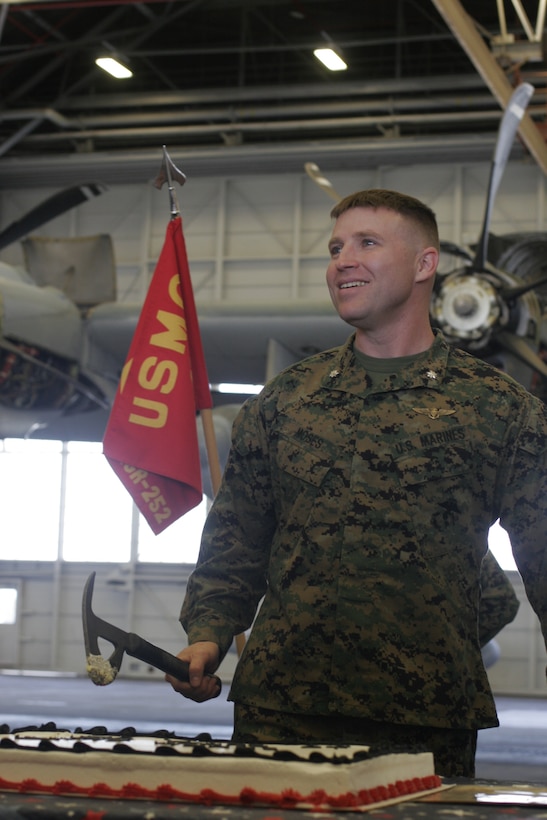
165, 641, 221, 702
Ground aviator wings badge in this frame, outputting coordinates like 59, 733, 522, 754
413, 407, 456, 420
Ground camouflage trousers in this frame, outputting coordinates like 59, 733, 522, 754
232, 703, 477, 778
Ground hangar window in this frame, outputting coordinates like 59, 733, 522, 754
137, 496, 207, 563
0, 438, 205, 564
61, 440, 133, 562
0, 587, 17, 625
0, 438, 62, 561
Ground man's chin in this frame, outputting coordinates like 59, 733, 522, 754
338, 313, 366, 330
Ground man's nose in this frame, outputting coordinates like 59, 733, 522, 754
336, 246, 358, 267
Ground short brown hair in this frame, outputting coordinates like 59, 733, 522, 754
330, 189, 440, 250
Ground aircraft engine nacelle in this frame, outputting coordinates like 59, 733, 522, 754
0, 262, 105, 424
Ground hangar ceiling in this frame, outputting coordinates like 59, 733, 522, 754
0, 0, 546, 185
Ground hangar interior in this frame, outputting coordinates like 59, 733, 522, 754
1, 0, 547, 784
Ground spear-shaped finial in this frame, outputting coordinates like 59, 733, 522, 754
153, 145, 187, 219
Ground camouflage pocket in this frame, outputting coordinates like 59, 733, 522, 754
273, 434, 346, 535
392, 445, 485, 556
395, 445, 469, 486
277, 434, 332, 487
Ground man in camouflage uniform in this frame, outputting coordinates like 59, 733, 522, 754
167, 189, 546, 778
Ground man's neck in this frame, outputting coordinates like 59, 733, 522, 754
353, 325, 435, 358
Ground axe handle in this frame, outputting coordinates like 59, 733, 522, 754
125, 632, 221, 691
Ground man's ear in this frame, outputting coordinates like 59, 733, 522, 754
416, 247, 439, 284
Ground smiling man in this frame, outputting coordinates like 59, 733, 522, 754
167, 189, 547, 779
327, 190, 438, 356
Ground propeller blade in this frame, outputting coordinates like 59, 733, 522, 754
501, 273, 547, 302
440, 240, 474, 261
0, 182, 108, 252
304, 162, 342, 202
473, 83, 534, 272
497, 331, 547, 379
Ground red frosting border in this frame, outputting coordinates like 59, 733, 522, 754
0, 774, 442, 808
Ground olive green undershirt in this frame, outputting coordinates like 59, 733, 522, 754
353, 346, 428, 388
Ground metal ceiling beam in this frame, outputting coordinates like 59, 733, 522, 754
0, 132, 522, 188
59, 74, 490, 110
8, 91, 512, 130
430, 0, 547, 176
16, 104, 547, 148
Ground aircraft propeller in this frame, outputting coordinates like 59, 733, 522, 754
431, 82, 546, 388
304, 162, 342, 202
0, 182, 107, 253
472, 83, 534, 273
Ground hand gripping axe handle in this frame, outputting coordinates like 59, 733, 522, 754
82, 571, 221, 693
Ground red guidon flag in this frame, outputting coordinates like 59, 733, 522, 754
103, 216, 212, 534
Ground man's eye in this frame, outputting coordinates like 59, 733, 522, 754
329, 245, 341, 256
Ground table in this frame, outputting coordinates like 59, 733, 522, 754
2, 781, 547, 820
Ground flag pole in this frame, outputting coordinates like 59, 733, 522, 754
153, 146, 223, 497
153, 148, 245, 655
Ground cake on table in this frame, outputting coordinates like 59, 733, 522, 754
0, 723, 443, 811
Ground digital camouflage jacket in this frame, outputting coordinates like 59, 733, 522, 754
181, 331, 547, 730
478, 549, 519, 648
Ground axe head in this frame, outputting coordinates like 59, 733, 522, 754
82, 571, 124, 685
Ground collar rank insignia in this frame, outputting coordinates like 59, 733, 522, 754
413, 407, 456, 420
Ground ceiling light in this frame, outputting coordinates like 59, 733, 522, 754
313, 47, 347, 71
95, 56, 133, 79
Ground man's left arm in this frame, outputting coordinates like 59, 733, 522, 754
499, 395, 547, 649
479, 549, 520, 647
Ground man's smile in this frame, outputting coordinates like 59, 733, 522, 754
339, 280, 368, 289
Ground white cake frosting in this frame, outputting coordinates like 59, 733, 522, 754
0, 725, 442, 809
